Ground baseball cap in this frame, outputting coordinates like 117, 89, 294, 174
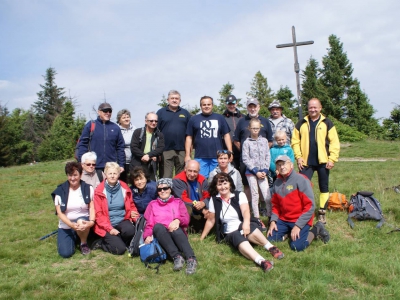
98, 103, 112, 111
225, 95, 237, 104
275, 155, 291, 163
246, 98, 259, 106
268, 100, 283, 110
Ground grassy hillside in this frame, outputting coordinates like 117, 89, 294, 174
1, 140, 399, 299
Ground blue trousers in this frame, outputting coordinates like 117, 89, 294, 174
57, 216, 89, 258
267, 219, 311, 251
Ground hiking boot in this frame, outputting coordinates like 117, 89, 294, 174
257, 218, 268, 232
91, 238, 103, 250
318, 209, 326, 224
260, 260, 274, 272
80, 243, 91, 255
185, 257, 198, 275
314, 221, 330, 244
173, 255, 185, 271
268, 246, 284, 259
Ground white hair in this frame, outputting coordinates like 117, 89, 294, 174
81, 151, 97, 163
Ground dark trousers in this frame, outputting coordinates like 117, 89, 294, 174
300, 164, 329, 193
153, 223, 195, 259
101, 220, 135, 255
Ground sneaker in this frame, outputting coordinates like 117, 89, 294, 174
314, 221, 330, 244
268, 246, 284, 259
173, 255, 185, 271
318, 209, 326, 224
257, 218, 268, 232
185, 257, 198, 275
80, 243, 91, 255
260, 260, 274, 272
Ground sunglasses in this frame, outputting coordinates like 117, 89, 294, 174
217, 150, 232, 155
157, 187, 170, 192
147, 120, 158, 123
101, 109, 112, 113
85, 163, 96, 167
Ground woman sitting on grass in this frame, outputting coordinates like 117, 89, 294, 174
52, 162, 95, 258
93, 162, 139, 255
143, 178, 198, 275
81, 151, 104, 189
130, 166, 157, 215
200, 172, 284, 272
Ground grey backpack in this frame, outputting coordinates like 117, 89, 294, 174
347, 191, 384, 229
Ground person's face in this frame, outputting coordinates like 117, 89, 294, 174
275, 136, 287, 147
82, 159, 96, 173
145, 113, 158, 130
270, 107, 283, 119
67, 170, 82, 189
119, 114, 131, 128
133, 174, 147, 191
308, 100, 322, 119
157, 184, 171, 199
200, 98, 213, 115
275, 161, 293, 177
249, 123, 261, 137
247, 104, 260, 118
216, 179, 230, 196
226, 102, 237, 113
105, 167, 120, 185
185, 163, 200, 181
167, 94, 181, 110
217, 154, 229, 169
98, 108, 112, 121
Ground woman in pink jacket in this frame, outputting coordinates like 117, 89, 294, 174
143, 178, 198, 275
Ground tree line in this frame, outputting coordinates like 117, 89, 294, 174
1, 35, 399, 167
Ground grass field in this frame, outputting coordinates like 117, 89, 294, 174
1, 140, 400, 300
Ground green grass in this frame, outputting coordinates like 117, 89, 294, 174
1, 140, 400, 299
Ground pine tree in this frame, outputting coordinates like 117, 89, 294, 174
247, 71, 275, 117
0, 104, 11, 166
158, 94, 168, 108
382, 104, 400, 140
214, 82, 243, 114
275, 86, 298, 121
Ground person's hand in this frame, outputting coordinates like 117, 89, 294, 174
141, 154, 150, 162
110, 228, 120, 236
131, 211, 139, 219
78, 220, 92, 230
291, 226, 300, 241
184, 155, 191, 163
297, 158, 304, 171
168, 219, 180, 232
151, 156, 157, 162
267, 221, 277, 237
256, 172, 265, 179
202, 208, 210, 219
242, 221, 250, 238
326, 161, 334, 170
194, 201, 205, 211
120, 167, 124, 173
144, 236, 153, 244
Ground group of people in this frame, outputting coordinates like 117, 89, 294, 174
52, 91, 340, 274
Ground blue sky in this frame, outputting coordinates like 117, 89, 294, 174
1, 0, 399, 126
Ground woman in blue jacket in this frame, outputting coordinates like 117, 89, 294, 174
130, 166, 157, 215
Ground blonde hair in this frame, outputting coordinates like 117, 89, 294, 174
274, 130, 287, 140
104, 162, 121, 174
248, 118, 261, 128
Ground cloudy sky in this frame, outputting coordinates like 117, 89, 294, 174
1, 0, 399, 127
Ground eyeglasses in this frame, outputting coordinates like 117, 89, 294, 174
147, 120, 158, 123
217, 150, 232, 155
250, 128, 261, 131
85, 163, 96, 167
101, 109, 112, 113
276, 161, 290, 168
157, 187, 170, 192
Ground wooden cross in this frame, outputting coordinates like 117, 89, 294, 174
276, 26, 314, 119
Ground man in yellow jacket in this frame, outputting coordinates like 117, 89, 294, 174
291, 98, 340, 224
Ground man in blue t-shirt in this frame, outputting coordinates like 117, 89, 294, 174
157, 90, 191, 178
185, 96, 232, 178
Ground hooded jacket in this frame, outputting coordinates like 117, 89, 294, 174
172, 171, 210, 204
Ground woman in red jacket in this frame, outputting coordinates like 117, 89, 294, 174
93, 162, 139, 255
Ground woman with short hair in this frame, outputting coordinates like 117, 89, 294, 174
81, 151, 104, 188
130, 166, 157, 215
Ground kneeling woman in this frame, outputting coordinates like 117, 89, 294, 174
52, 162, 95, 258
93, 162, 139, 255
200, 173, 284, 272
143, 178, 198, 275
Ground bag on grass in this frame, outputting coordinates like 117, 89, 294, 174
347, 191, 384, 229
128, 216, 146, 257
327, 192, 348, 211
139, 238, 166, 273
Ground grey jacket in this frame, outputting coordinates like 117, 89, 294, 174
242, 136, 270, 174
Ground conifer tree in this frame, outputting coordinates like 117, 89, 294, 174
382, 104, 400, 140
214, 82, 243, 114
247, 71, 275, 117
275, 86, 298, 121
158, 94, 168, 108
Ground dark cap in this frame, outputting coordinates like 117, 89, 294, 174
98, 103, 112, 110
225, 95, 237, 104
275, 155, 291, 163
268, 100, 283, 110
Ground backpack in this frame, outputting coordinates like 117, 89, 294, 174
74, 120, 96, 160
128, 216, 146, 257
347, 191, 384, 229
327, 192, 348, 211
139, 238, 166, 273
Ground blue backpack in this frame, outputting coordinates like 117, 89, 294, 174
347, 191, 384, 229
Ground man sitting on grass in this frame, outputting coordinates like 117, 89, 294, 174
267, 155, 330, 251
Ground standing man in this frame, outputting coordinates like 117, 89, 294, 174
77, 103, 125, 172
222, 94, 243, 169
268, 100, 295, 146
185, 96, 232, 178
157, 90, 191, 178
291, 98, 340, 224
130, 112, 165, 181
234, 98, 274, 204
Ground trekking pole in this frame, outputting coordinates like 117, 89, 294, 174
39, 230, 58, 241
